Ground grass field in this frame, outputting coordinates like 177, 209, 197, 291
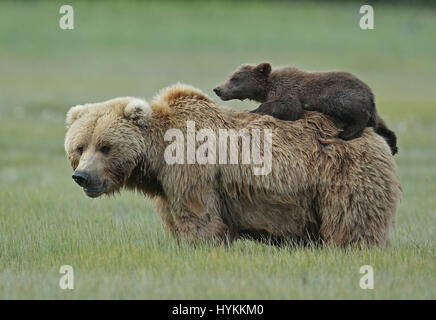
0, 1, 435, 299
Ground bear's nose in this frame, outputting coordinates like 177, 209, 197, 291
213, 87, 221, 95
72, 170, 90, 187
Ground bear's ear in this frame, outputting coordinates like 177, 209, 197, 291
124, 98, 152, 127
254, 62, 272, 76
66, 104, 86, 128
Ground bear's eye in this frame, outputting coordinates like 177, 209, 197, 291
100, 146, 110, 155
77, 147, 83, 155
230, 77, 239, 82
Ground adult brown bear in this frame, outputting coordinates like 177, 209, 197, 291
64, 84, 401, 247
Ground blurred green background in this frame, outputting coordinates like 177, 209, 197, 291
0, 1, 435, 299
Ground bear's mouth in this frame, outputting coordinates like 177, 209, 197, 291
217, 90, 244, 101
83, 184, 104, 198
218, 95, 231, 101
214, 90, 231, 101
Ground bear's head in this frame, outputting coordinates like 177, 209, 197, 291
64, 97, 151, 198
214, 62, 272, 102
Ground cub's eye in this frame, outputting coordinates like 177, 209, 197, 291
230, 77, 239, 82
77, 147, 83, 155
100, 146, 110, 155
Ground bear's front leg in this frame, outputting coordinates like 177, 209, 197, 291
250, 96, 303, 121
171, 200, 231, 245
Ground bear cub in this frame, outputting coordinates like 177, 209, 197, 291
214, 62, 398, 155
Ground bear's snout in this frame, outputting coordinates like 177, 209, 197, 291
214, 86, 231, 100
72, 170, 104, 198
72, 170, 89, 187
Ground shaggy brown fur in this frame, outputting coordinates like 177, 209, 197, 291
214, 62, 398, 155
65, 84, 402, 247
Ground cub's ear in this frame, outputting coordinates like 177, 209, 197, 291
66, 104, 86, 128
124, 98, 152, 127
254, 62, 272, 76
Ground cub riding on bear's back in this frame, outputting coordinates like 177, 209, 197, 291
214, 62, 398, 155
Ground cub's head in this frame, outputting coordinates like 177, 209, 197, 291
214, 62, 271, 102
64, 97, 151, 198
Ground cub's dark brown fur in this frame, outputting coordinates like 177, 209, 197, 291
214, 62, 398, 155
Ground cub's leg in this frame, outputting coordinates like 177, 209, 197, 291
317, 87, 372, 141
338, 110, 370, 140
250, 96, 303, 121
374, 115, 398, 155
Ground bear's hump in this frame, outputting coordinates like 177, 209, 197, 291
152, 83, 214, 109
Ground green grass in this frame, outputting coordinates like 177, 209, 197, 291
0, 1, 435, 299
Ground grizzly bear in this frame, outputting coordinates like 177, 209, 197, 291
65, 84, 401, 247
214, 62, 398, 155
